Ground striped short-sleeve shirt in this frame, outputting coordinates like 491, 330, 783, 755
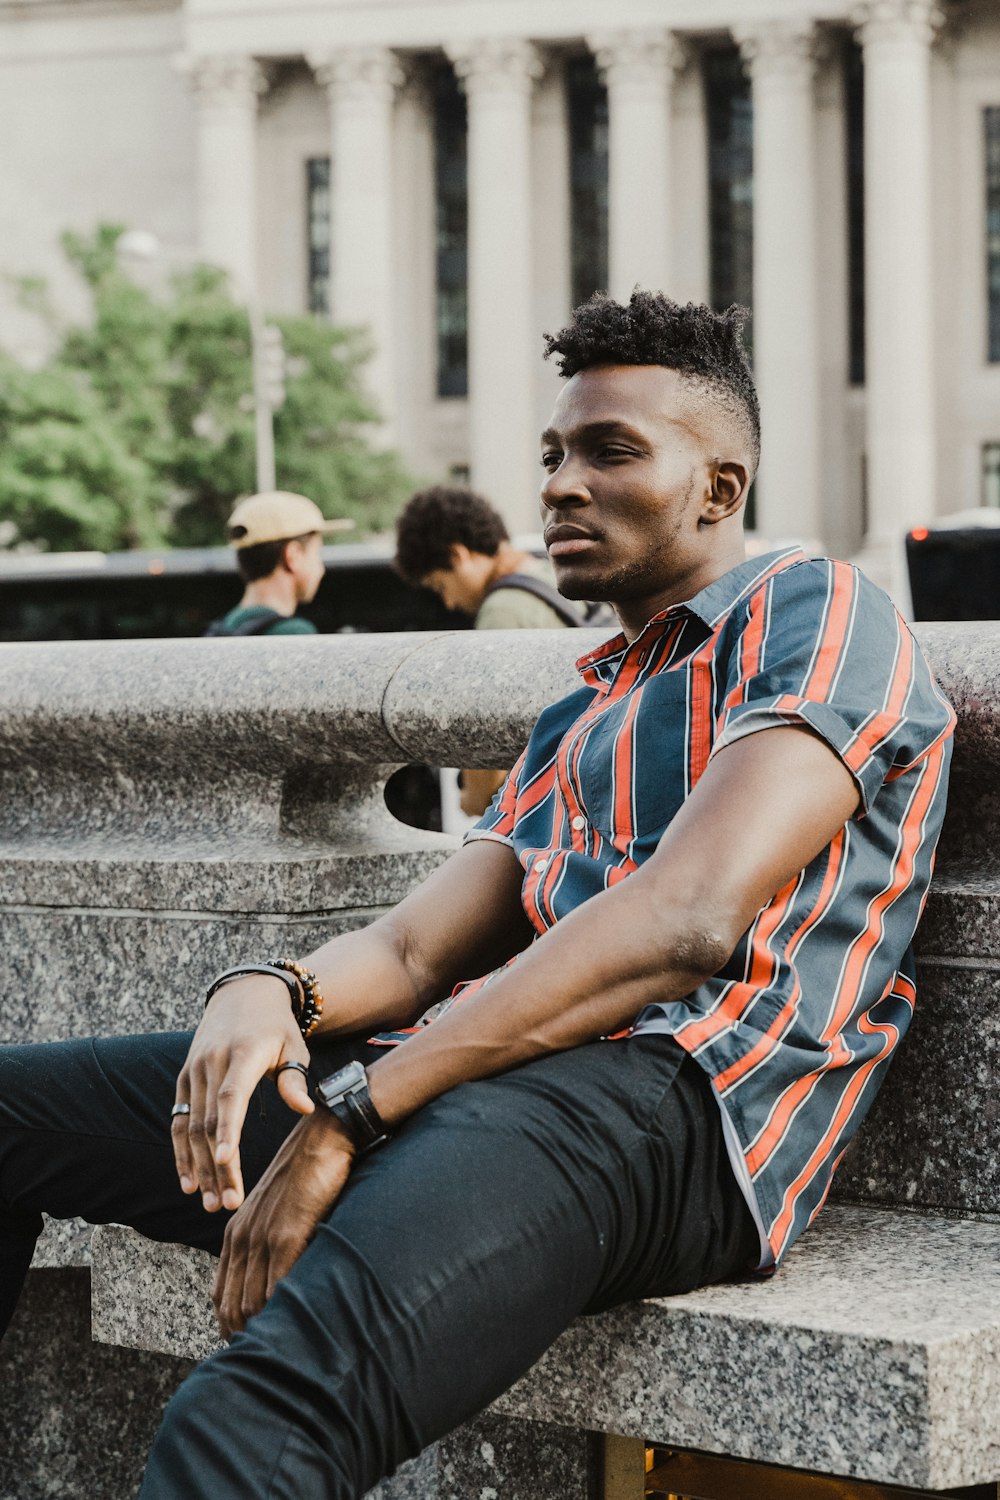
457, 548, 955, 1267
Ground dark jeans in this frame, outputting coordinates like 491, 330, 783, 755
0, 1028, 756, 1499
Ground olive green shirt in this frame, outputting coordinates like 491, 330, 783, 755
474, 557, 570, 631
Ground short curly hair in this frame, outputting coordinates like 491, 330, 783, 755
394, 486, 509, 583
543, 290, 760, 473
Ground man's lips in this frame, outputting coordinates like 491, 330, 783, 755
544, 525, 601, 559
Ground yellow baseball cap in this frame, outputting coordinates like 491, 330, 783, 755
226, 491, 355, 549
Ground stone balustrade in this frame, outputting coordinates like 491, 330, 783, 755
1, 625, 999, 1499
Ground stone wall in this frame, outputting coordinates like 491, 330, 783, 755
0, 623, 996, 1498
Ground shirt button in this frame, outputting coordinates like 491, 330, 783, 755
571, 815, 586, 831
534, 858, 548, 873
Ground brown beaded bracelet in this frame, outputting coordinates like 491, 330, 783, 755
269, 957, 324, 1038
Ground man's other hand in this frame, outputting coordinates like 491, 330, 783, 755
171, 978, 315, 1214
212, 1111, 355, 1338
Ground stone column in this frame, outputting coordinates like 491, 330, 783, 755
310, 47, 403, 440
181, 54, 266, 301
447, 39, 543, 531
587, 29, 682, 301
852, 0, 943, 582
734, 21, 821, 546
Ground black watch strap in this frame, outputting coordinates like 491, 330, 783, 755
316, 1063, 390, 1155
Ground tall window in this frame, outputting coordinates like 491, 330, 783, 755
845, 38, 865, 385
987, 108, 1000, 363
433, 65, 468, 397
306, 158, 330, 316
983, 443, 1000, 508
705, 47, 753, 323
567, 55, 609, 310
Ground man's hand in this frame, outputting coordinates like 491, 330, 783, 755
213, 1111, 355, 1338
171, 977, 315, 1214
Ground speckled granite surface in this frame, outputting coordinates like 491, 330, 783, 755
435, 1414, 591, 1500
91, 1205, 1000, 1492
0, 1269, 193, 1500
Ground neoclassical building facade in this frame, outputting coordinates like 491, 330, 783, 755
1, 0, 998, 570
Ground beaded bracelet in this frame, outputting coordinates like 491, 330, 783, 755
269, 957, 325, 1038
204, 960, 325, 1040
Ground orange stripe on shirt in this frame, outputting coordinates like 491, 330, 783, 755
768, 998, 901, 1259
802, 562, 858, 701
746, 754, 939, 1177
711, 832, 848, 1093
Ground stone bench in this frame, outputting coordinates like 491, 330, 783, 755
90, 1204, 1000, 1494
3, 624, 1000, 1497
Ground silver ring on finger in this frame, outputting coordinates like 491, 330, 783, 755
171, 1102, 192, 1118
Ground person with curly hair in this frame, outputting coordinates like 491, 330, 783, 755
0, 292, 953, 1500
395, 485, 574, 814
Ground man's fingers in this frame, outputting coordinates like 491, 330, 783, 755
213, 1048, 274, 1208
170, 1072, 195, 1194
274, 1057, 316, 1118
213, 1225, 243, 1341
186, 1060, 222, 1210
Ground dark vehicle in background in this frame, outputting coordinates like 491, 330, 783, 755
0, 542, 469, 830
907, 514, 1000, 620
0, 542, 465, 642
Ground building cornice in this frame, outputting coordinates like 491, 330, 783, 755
0, 0, 177, 19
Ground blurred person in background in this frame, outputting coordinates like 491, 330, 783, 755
395, 485, 573, 814
204, 491, 352, 638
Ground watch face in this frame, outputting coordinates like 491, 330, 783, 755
319, 1060, 365, 1103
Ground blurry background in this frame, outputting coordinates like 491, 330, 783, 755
0, 0, 996, 607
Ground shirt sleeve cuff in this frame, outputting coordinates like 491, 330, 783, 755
462, 828, 515, 849
710, 699, 885, 814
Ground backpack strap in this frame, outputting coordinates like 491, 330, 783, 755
202, 609, 286, 638
484, 573, 587, 628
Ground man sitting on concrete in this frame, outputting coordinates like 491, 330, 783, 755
205, 490, 351, 637
395, 484, 575, 814
0, 291, 955, 1500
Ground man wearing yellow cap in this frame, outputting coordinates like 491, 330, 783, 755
205, 491, 352, 638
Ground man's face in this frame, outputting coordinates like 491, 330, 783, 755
421, 546, 493, 616
540, 364, 741, 632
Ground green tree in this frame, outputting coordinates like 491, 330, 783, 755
0, 225, 416, 552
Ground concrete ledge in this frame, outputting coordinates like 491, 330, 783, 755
91, 1205, 1000, 1493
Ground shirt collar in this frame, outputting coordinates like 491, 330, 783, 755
575, 547, 808, 679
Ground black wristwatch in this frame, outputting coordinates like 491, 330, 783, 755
315, 1061, 390, 1155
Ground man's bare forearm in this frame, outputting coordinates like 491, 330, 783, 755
298, 840, 532, 1038
365, 868, 726, 1124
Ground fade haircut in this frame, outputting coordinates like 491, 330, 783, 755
394, 486, 509, 584
543, 290, 761, 474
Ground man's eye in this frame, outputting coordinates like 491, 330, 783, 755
540, 453, 561, 470
599, 447, 635, 461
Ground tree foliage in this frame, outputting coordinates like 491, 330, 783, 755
0, 224, 415, 552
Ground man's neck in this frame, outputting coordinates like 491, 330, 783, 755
239, 574, 298, 618
487, 542, 535, 585
617, 538, 748, 642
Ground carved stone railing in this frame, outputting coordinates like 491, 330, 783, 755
2, 625, 999, 1499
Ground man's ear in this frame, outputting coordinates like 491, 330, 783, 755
280, 538, 303, 573
448, 542, 472, 569
703, 461, 751, 525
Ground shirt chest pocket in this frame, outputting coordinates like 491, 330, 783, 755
574, 673, 694, 845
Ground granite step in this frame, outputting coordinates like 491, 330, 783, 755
91, 1204, 1000, 1494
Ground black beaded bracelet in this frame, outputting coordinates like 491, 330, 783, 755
270, 958, 324, 1037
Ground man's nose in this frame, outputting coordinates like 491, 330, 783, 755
540, 456, 590, 512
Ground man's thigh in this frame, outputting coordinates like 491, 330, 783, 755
142, 1035, 755, 1500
